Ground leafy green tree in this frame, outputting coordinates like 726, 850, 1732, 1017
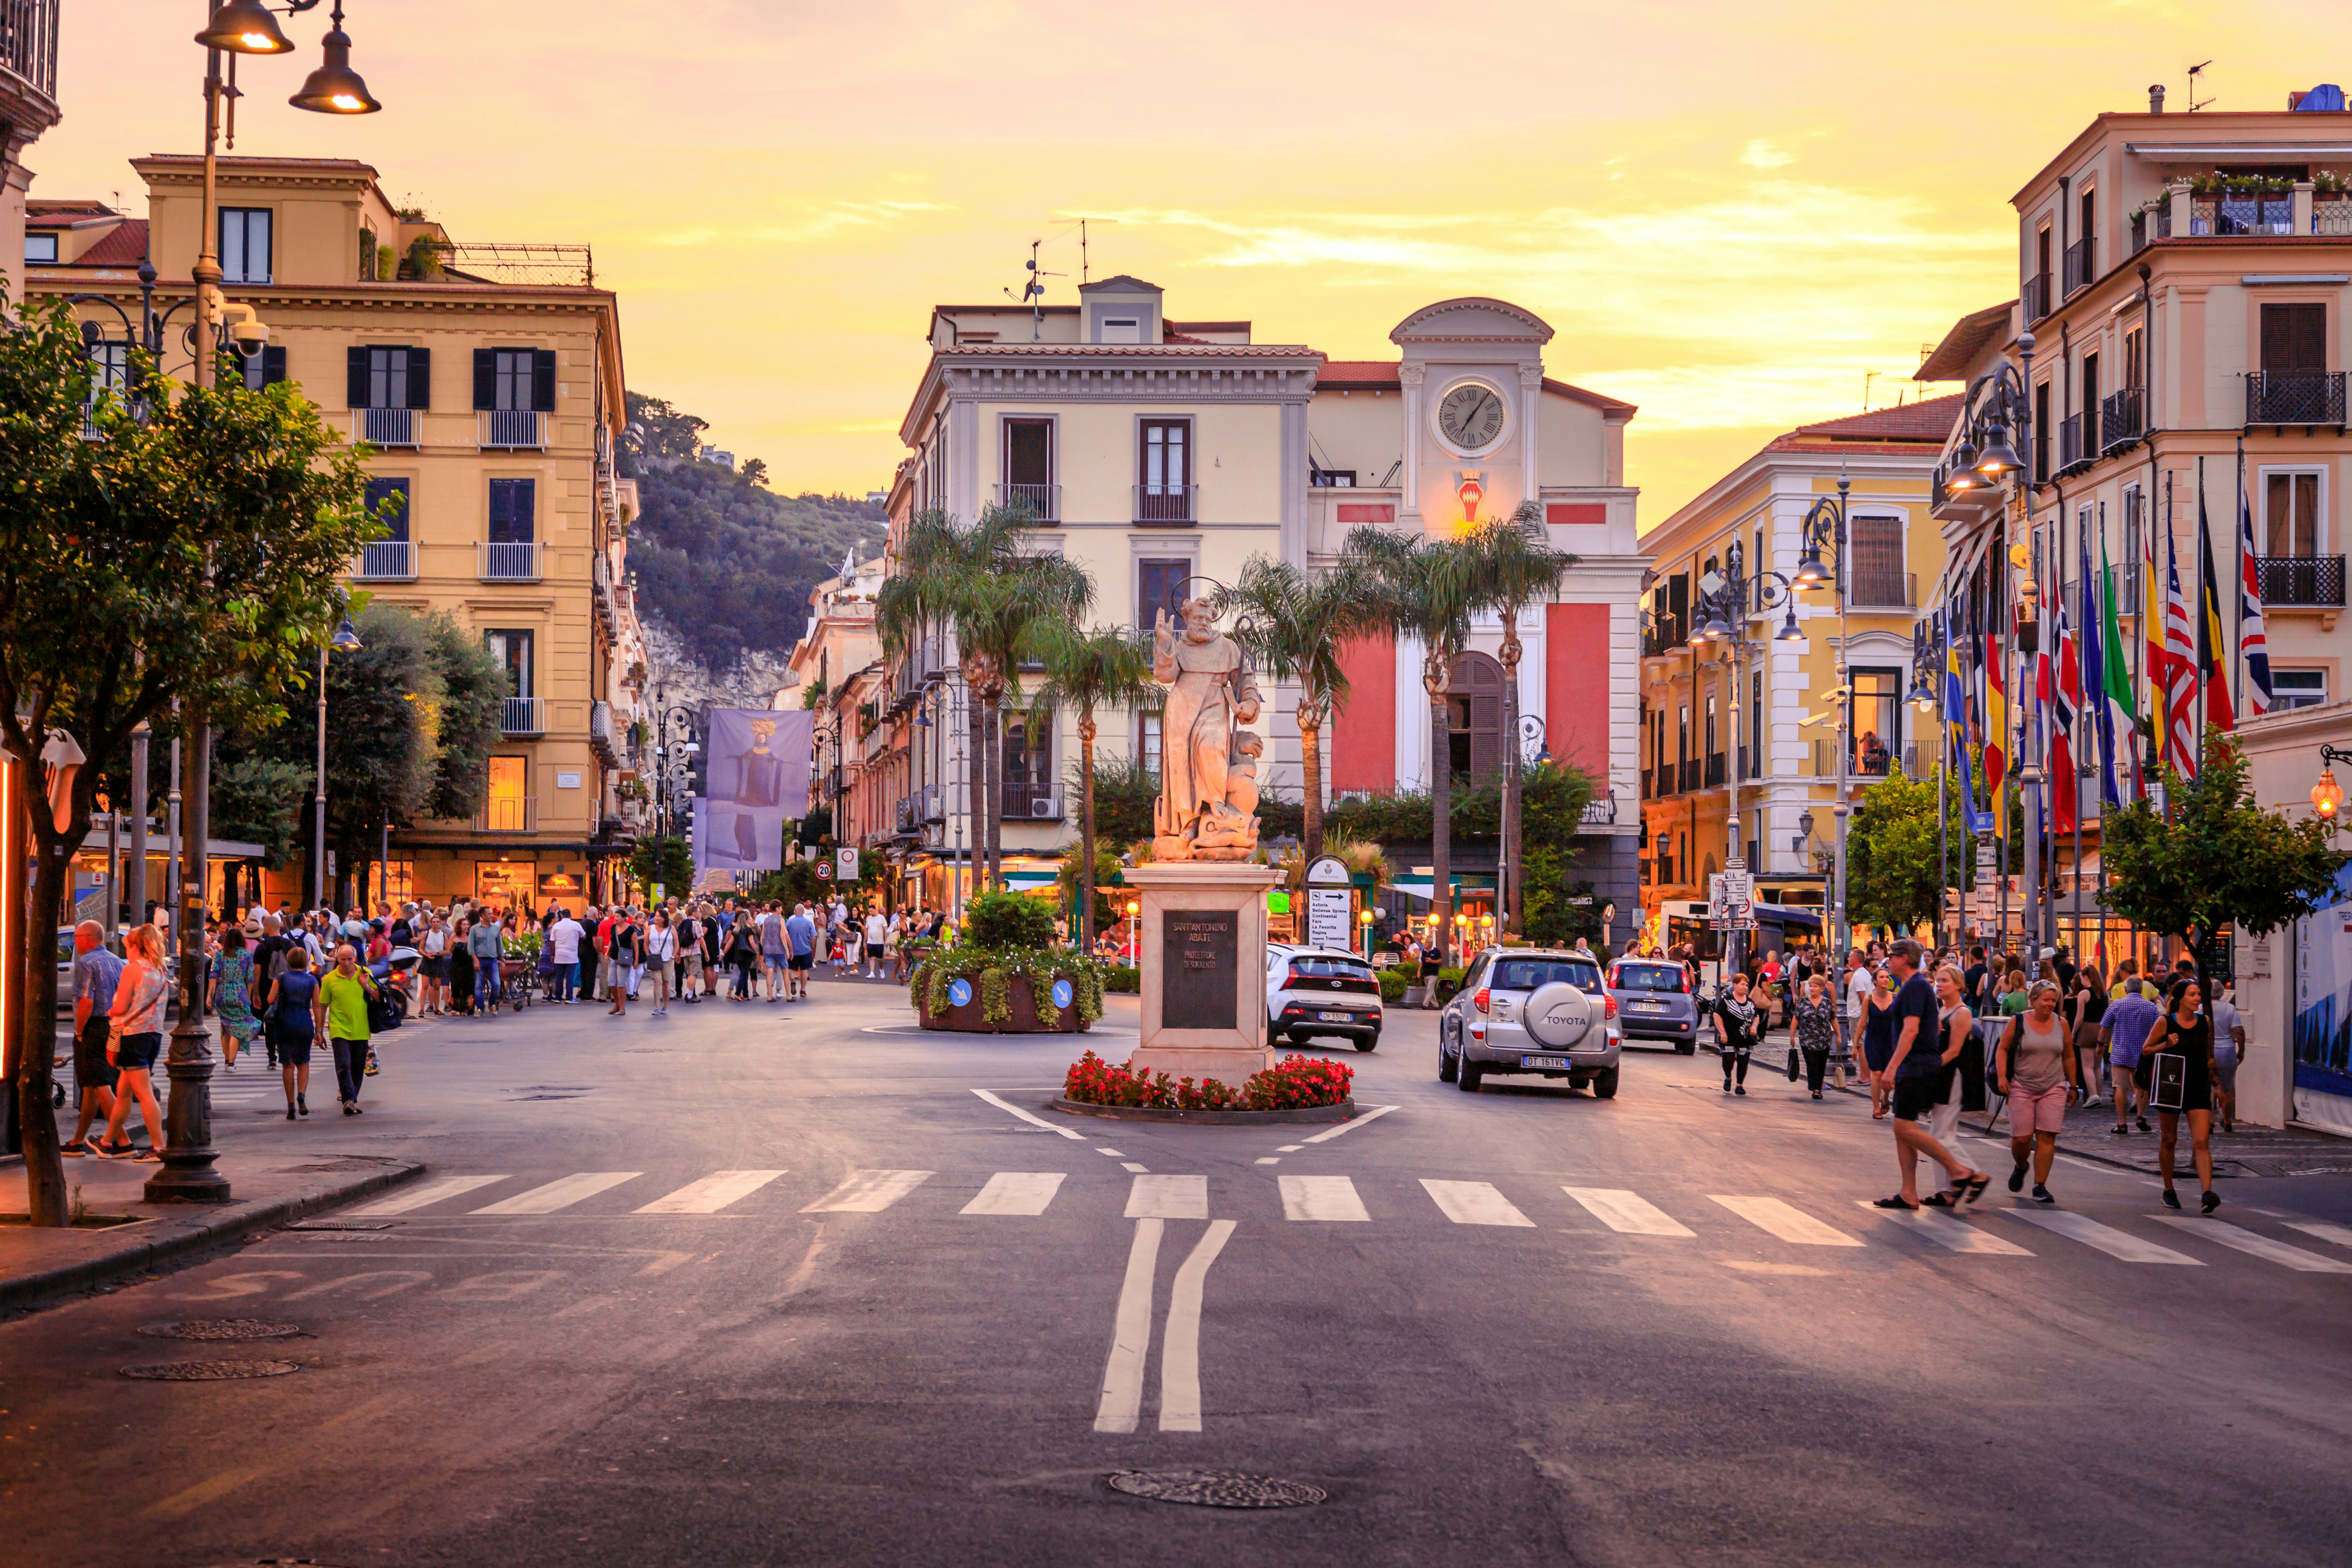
0, 299, 372, 1225
1845, 769, 1972, 935
965, 888, 1056, 950
1466, 504, 1579, 932
1029, 625, 1154, 952
2102, 732, 2347, 968
623, 392, 709, 464
1088, 753, 1159, 852
1214, 556, 1380, 861
629, 835, 694, 901
1345, 525, 1482, 961
420, 609, 507, 822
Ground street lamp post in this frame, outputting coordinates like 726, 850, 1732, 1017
149, 0, 383, 1207
1909, 611, 1949, 946
1688, 537, 1803, 973
1794, 470, 1852, 955
312, 611, 362, 908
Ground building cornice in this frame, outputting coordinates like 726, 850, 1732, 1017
899, 350, 1325, 446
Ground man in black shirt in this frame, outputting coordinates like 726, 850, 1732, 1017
1962, 945, 1989, 1008
1874, 939, 1985, 1209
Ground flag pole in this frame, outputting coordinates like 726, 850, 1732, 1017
2194, 456, 2207, 763
2233, 434, 2246, 722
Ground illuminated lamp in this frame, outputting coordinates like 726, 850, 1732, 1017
196, 0, 294, 53
2314, 766, 2344, 820
1974, 421, 2023, 478
290, 5, 382, 115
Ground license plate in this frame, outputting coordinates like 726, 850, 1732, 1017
1633, 1002, 1666, 1013
1318, 1011, 1354, 1023
1521, 1054, 1570, 1069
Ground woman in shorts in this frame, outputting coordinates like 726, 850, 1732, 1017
1996, 980, 2080, 1203
96, 925, 172, 1160
420, 914, 451, 1015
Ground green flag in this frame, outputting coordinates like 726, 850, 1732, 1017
2100, 530, 2136, 722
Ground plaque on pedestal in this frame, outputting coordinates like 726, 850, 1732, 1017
1127, 860, 1279, 1085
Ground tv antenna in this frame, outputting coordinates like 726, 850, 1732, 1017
2187, 60, 2214, 112
1862, 369, 1879, 410
1004, 239, 1065, 340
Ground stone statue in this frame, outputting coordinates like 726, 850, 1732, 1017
1151, 597, 1264, 861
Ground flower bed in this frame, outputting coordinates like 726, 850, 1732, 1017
1061, 1050, 1352, 1112
910, 948, 1104, 1034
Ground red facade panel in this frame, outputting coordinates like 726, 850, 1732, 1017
1330, 632, 1397, 793
1544, 603, 1609, 775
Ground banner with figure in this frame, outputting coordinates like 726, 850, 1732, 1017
701, 708, 812, 872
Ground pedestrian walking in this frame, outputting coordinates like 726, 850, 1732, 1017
95, 924, 172, 1160
1997, 980, 2081, 1203
700, 905, 724, 996
725, 915, 758, 1000
2210, 983, 2246, 1134
1790, 974, 1841, 1100
450, 918, 477, 1016
608, 907, 642, 1017
420, 914, 450, 1015
786, 902, 817, 1000
272, 947, 321, 1118
61, 921, 121, 1156
2068, 965, 2108, 1110
1872, 942, 1986, 1210
210, 924, 259, 1070
864, 908, 888, 978
319, 944, 380, 1115
2145, 978, 2222, 1213
1712, 972, 1759, 1095
645, 910, 675, 1016
548, 908, 584, 1004
678, 909, 705, 1002
469, 908, 506, 1013
1860, 965, 1898, 1116
759, 902, 788, 1001
2101, 976, 2161, 1135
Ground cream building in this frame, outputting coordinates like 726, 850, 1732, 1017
29, 155, 644, 913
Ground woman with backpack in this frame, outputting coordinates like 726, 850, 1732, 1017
1997, 980, 2081, 1204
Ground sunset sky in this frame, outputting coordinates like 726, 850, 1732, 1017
31, 2, 2344, 523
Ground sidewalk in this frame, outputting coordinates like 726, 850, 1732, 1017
1961, 1093, 2352, 1179
0, 1146, 424, 1316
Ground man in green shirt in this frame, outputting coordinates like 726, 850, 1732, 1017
316, 945, 380, 1115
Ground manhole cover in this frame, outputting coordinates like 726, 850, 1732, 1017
285, 1220, 395, 1232
138, 1320, 304, 1342
1107, 1470, 1327, 1508
120, 1359, 302, 1380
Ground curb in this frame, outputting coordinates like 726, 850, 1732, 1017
1048, 1096, 1357, 1126
0, 1157, 426, 1317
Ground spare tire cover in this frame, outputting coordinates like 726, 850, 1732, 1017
1522, 982, 1594, 1049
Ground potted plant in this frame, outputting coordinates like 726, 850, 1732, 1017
909, 890, 1105, 1033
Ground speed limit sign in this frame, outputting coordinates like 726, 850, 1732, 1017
815, 862, 831, 881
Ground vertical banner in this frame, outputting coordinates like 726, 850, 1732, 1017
703, 708, 812, 872
2293, 865, 2352, 1137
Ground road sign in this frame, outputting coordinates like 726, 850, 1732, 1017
836, 847, 860, 882
1707, 872, 1755, 932
815, 862, 831, 881
1305, 886, 1352, 951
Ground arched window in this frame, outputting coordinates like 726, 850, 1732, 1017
1446, 652, 1506, 790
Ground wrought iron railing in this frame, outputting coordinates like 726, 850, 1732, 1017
499, 696, 545, 736
1133, 483, 1196, 524
2100, 387, 2145, 452
2246, 371, 2347, 427
479, 409, 545, 449
2062, 237, 2096, 297
0, 0, 60, 100
356, 540, 415, 580
359, 406, 419, 447
2058, 412, 2085, 472
996, 483, 1059, 523
2253, 555, 2346, 608
2021, 272, 2051, 323
479, 541, 541, 581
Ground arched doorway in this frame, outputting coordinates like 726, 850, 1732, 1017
1446, 652, 1505, 790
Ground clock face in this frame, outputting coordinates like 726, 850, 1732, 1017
1436, 381, 1508, 452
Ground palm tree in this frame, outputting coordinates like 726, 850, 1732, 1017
877, 506, 1092, 890
1215, 556, 1379, 862
1344, 524, 1481, 964
1028, 624, 1155, 952
1467, 503, 1580, 932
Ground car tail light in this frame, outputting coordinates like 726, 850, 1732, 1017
1473, 988, 1490, 1016
1604, 995, 1618, 1020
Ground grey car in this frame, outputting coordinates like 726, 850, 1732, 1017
1436, 948, 1622, 1097
1605, 957, 1701, 1053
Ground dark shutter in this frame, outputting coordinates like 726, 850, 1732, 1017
489, 478, 535, 543
473, 348, 496, 410
263, 345, 287, 385
532, 348, 557, 412
408, 346, 431, 410
365, 477, 410, 541
348, 345, 369, 408
2261, 303, 2326, 375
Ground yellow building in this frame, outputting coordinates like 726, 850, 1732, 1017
28, 155, 642, 914
1636, 399, 1959, 957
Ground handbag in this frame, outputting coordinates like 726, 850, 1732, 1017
1785, 1044, 1801, 1081
2150, 1049, 2186, 1111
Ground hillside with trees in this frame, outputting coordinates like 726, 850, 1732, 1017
624, 393, 887, 675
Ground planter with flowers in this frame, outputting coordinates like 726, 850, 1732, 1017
1051, 1050, 1358, 1124
909, 890, 1103, 1034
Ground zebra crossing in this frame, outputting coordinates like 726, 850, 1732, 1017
337, 1165, 2352, 1277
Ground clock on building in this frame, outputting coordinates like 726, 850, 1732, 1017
1435, 380, 1509, 454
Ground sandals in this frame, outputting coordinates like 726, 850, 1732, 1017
1920, 1193, 1954, 1208
1960, 1172, 1992, 1207
1872, 1195, 1919, 1210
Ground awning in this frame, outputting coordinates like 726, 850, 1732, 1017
1392, 872, 1498, 903
1752, 902, 1821, 931
1001, 870, 1059, 891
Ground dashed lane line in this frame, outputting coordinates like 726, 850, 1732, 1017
1158, 1220, 1238, 1433
962, 1172, 1067, 1216
1419, 1179, 1535, 1228
1564, 1187, 1696, 1237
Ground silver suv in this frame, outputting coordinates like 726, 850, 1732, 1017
1437, 948, 1622, 1097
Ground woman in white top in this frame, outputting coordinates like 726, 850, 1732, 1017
419, 916, 450, 1015
644, 911, 676, 1018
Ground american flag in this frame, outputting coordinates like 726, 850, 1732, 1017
2163, 524, 2198, 778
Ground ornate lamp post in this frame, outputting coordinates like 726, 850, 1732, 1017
1687, 537, 1802, 971
1792, 471, 1852, 957
2311, 746, 2352, 820
1910, 609, 1950, 945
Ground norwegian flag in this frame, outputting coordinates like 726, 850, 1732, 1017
2240, 485, 2274, 719
2045, 564, 2080, 834
2163, 525, 2199, 779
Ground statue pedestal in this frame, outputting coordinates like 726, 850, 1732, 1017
1126, 860, 1280, 1086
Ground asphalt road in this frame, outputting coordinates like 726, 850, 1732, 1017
7, 969, 2352, 1567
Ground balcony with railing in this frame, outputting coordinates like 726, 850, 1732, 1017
355, 406, 420, 448
1134, 483, 1196, 525
2062, 237, 2096, 298
1, 0, 61, 105
995, 483, 1060, 524
589, 700, 620, 767
2246, 371, 2348, 428
479, 409, 546, 450
2136, 192, 2352, 250
479, 540, 542, 581
2056, 411, 2088, 475
475, 796, 537, 833
1581, 790, 1618, 826
1002, 782, 1063, 821
499, 696, 545, 736
2100, 387, 2145, 453
1703, 753, 1726, 789
356, 540, 415, 581
1641, 610, 1688, 657
2021, 271, 2052, 324
2253, 555, 2347, 608
1677, 758, 1701, 793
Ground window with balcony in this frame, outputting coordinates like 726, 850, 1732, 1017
2251, 303, 2342, 425
2080, 352, 2100, 451
1138, 418, 1193, 523
358, 478, 412, 579
1000, 417, 1056, 521
481, 756, 531, 833
220, 208, 272, 284
2033, 379, 2051, 484
485, 628, 539, 734
1138, 557, 1190, 631
1850, 667, 1901, 776
24, 232, 58, 264
2258, 470, 2341, 606
475, 347, 556, 448
1002, 709, 1059, 818
1848, 516, 1908, 608
83, 341, 130, 426
484, 477, 536, 579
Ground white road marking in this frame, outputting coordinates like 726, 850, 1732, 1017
971, 1087, 1087, 1140
2285, 1220, 2352, 1248
1096, 1148, 1125, 1157
634, 1170, 787, 1214
348, 1174, 509, 1216
1094, 1218, 1165, 1434
961, 1172, 1066, 1216
1279, 1174, 1370, 1222
1276, 1145, 1304, 1153
1420, 1179, 1535, 1228
471, 1172, 642, 1215
1709, 1195, 1864, 1247
2004, 1209, 2203, 1264
1298, 1104, 1399, 1144
800, 1169, 934, 1213
1254, 1157, 1281, 1166
2150, 1217, 2352, 1273
1125, 1174, 1208, 1220
1121, 1163, 1150, 1174
1565, 1187, 1695, 1237
1158, 1219, 1237, 1433
1854, 1200, 2033, 1255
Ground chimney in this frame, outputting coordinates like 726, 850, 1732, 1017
2288, 90, 2307, 110
2150, 84, 2166, 113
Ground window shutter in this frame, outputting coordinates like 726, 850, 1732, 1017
263, 346, 288, 386
348, 345, 369, 408
473, 348, 496, 410
532, 348, 557, 412
407, 346, 431, 410
2260, 303, 2326, 375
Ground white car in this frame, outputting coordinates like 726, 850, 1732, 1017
1265, 944, 1383, 1051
